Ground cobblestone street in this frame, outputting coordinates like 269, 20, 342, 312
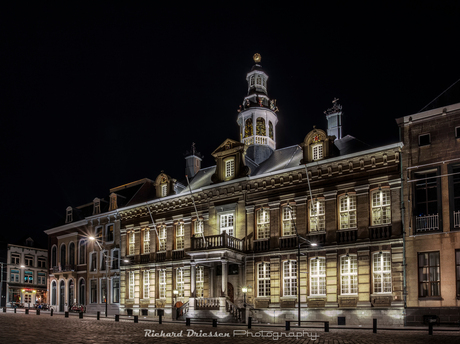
0, 312, 458, 343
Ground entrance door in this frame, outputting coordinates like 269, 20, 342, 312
227, 282, 234, 303
24, 293, 32, 307
59, 281, 65, 312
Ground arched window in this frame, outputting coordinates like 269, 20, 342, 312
78, 240, 86, 265
69, 279, 74, 305
60, 244, 66, 267
244, 118, 253, 138
69, 242, 75, 266
269, 121, 273, 139
79, 279, 85, 305
51, 246, 57, 268
256, 117, 266, 136
51, 281, 57, 305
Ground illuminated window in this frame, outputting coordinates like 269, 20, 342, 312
225, 159, 235, 179
371, 189, 391, 225
159, 270, 166, 299
373, 252, 392, 293
220, 213, 234, 236
128, 232, 135, 255
310, 199, 325, 231
143, 270, 150, 299
257, 208, 270, 239
282, 205, 295, 236
100, 279, 107, 303
418, 252, 440, 297
128, 272, 135, 299
143, 230, 150, 253
258, 263, 271, 297
310, 258, 326, 295
196, 266, 204, 297
283, 260, 297, 296
339, 195, 357, 229
161, 184, 167, 197
24, 271, 33, 283
176, 268, 184, 297
341, 255, 357, 294
158, 226, 167, 251
194, 220, 203, 235
312, 143, 323, 160
176, 223, 184, 250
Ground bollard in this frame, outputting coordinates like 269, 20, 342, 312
97, 311, 100, 320
248, 316, 252, 329
50, 308, 53, 316
325, 321, 329, 332
159, 314, 162, 324
3, 307, 6, 313
429, 322, 433, 335
65, 311, 69, 318
115, 314, 119, 322
79, 311, 83, 319
373, 319, 377, 334
212, 319, 217, 327
134, 315, 138, 323
37, 309, 40, 315
25, 309, 29, 315
285, 320, 290, 331
186, 318, 191, 326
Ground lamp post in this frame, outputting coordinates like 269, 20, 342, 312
242, 286, 248, 323
89, 236, 110, 318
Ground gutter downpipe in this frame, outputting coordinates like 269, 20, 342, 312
399, 126, 407, 327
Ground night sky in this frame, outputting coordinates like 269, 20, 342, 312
2, 2, 459, 246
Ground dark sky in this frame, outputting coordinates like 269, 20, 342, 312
2, 2, 460, 245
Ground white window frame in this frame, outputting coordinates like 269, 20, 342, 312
310, 257, 326, 296
339, 194, 357, 229
161, 183, 167, 197
159, 270, 166, 299
257, 208, 270, 239
10, 269, 20, 283
373, 252, 392, 293
128, 271, 135, 299
128, 231, 135, 255
38, 272, 46, 285
196, 266, 204, 298
100, 278, 107, 304
143, 229, 150, 254
158, 226, 167, 251
340, 255, 358, 295
220, 213, 234, 237
282, 205, 295, 236
143, 270, 150, 299
176, 223, 184, 250
224, 158, 235, 179
310, 199, 325, 231
371, 189, 391, 225
194, 220, 203, 235
283, 260, 297, 297
258, 262, 271, 297
312, 143, 323, 160
11, 253, 20, 265
176, 268, 184, 297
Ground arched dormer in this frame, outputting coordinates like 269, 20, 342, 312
154, 172, 176, 198
301, 127, 336, 164
211, 138, 250, 184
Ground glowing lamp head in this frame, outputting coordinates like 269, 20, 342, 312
242, 287, 248, 293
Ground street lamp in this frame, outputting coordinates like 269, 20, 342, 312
242, 287, 248, 323
88, 236, 111, 318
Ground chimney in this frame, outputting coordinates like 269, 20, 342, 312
325, 98, 343, 140
184, 143, 203, 178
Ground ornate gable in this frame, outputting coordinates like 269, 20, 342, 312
154, 171, 176, 198
211, 138, 250, 183
301, 127, 336, 164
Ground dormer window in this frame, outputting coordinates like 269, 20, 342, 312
312, 143, 323, 161
109, 193, 118, 211
65, 206, 73, 223
225, 158, 235, 179
161, 184, 168, 197
93, 198, 101, 215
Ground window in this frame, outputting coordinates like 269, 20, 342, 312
312, 143, 323, 160
159, 270, 166, 299
128, 232, 135, 255
143, 229, 150, 253
24, 271, 33, 283
194, 220, 203, 235
60, 244, 66, 267
38, 272, 46, 285
143, 270, 150, 299
257, 208, 270, 239
341, 255, 357, 294
310, 199, 325, 231
419, 133, 431, 146
310, 258, 326, 295
196, 266, 204, 298
283, 260, 297, 297
414, 171, 439, 232
51, 281, 57, 305
339, 195, 357, 229
371, 189, 391, 226
258, 263, 271, 297
373, 252, 392, 293
176, 268, 184, 297
282, 205, 295, 236
220, 213, 234, 236
79, 279, 85, 305
112, 249, 119, 270
456, 127, 460, 139
418, 252, 440, 297
69, 279, 74, 304
225, 158, 235, 179
176, 223, 184, 250
451, 165, 460, 228
100, 251, 107, 271
66, 206, 73, 223
93, 198, 101, 215
128, 272, 135, 299
158, 226, 167, 251
161, 184, 168, 197
90, 252, 97, 271
11, 254, 20, 265
91, 279, 97, 303
69, 242, 75, 266
112, 277, 120, 303
106, 224, 114, 242
78, 240, 86, 265
25, 255, 33, 267
10, 269, 19, 283
456, 250, 460, 298
51, 246, 57, 268
39, 258, 47, 269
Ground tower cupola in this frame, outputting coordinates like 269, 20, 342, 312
237, 54, 279, 165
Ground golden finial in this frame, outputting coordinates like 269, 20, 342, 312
253, 53, 261, 63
